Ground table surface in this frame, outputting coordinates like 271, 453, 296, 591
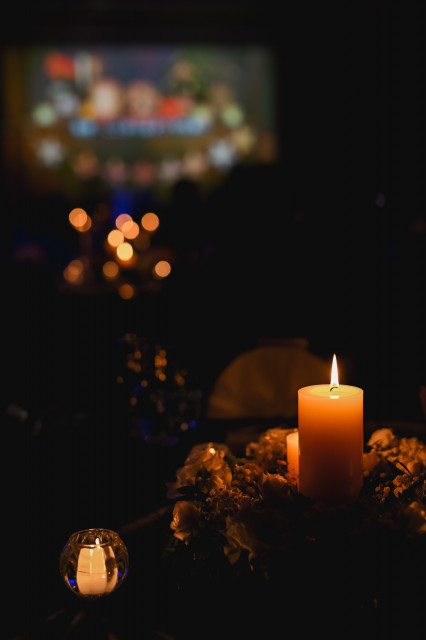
5, 398, 426, 640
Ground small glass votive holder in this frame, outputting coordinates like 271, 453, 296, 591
59, 528, 129, 598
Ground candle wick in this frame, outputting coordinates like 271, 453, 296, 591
330, 385, 338, 392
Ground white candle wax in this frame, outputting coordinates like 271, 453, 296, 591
298, 356, 364, 503
286, 431, 299, 485
298, 379, 363, 504
76, 541, 118, 595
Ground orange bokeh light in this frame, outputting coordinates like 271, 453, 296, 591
116, 242, 134, 262
141, 212, 159, 232
118, 283, 135, 299
153, 260, 171, 279
63, 259, 84, 284
102, 261, 120, 280
69, 207, 92, 231
107, 229, 124, 248
121, 220, 140, 239
78, 216, 92, 232
115, 213, 133, 230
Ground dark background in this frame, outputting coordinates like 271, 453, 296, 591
2, 1, 425, 421
1, 3, 425, 638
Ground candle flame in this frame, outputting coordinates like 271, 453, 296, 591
330, 354, 339, 391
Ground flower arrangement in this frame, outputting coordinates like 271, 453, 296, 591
165, 426, 426, 575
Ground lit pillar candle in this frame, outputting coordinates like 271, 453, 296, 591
286, 431, 299, 485
298, 354, 363, 504
76, 538, 118, 595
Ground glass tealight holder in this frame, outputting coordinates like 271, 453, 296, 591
59, 528, 129, 598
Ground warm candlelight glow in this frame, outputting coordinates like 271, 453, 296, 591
76, 539, 117, 595
330, 353, 339, 392
298, 354, 364, 504
60, 528, 129, 599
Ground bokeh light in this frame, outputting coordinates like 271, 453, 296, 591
220, 103, 244, 128
121, 220, 140, 240
107, 229, 124, 248
32, 102, 57, 127
63, 259, 84, 284
141, 212, 159, 232
116, 242, 134, 262
102, 261, 120, 280
79, 216, 92, 232
69, 207, 91, 231
115, 213, 133, 230
153, 260, 171, 279
118, 283, 135, 299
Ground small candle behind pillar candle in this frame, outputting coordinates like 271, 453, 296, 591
286, 431, 299, 486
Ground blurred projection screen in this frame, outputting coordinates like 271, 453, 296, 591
2, 45, 277, 201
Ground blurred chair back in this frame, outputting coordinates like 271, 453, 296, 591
206, 341, 330, 420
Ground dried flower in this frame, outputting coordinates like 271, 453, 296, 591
222, 514, 263, 565
398, 500, 426, 534
259, 472, 292, 501
367, 428, 398, 450
205, 466, 233, 492
205, 485, 251, 520
231, 460, 262, 495
246, 427, 293, 473
167, 442, 231, 498
168, 426, 426, 567
170, 500, 201, 543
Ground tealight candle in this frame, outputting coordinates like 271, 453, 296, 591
60, 528, 128, 598
298, 355, 363, 504
76, 538, 118, 596
286, 431, 299, 486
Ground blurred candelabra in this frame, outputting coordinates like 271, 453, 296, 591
116, 333, 203, 445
